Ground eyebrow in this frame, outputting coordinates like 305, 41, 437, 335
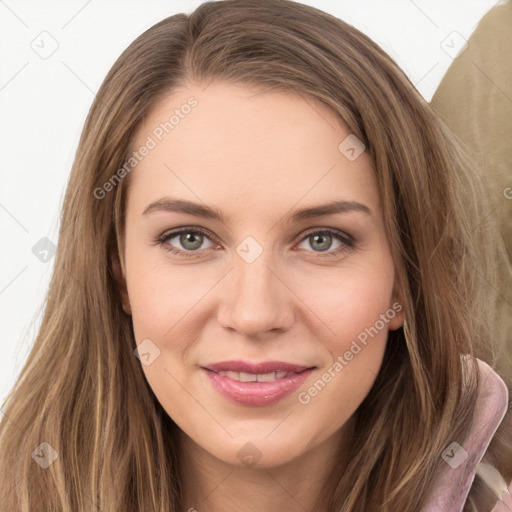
142, 196, 371, 224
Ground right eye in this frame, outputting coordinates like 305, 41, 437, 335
156, 227, 219, 258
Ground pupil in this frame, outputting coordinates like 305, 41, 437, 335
182, 232, 202, 250
312, 234, 331, 252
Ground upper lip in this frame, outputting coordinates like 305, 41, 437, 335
202, 360, 315, 374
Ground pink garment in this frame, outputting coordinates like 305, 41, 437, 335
493, 491, 512, 512
420, 358, 510, 511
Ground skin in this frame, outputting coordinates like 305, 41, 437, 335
113, 81, 405, 512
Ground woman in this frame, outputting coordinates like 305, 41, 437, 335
0, 1, 510, 510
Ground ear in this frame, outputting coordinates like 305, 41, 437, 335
111, 250, 132, 315
387, 278, 405, 331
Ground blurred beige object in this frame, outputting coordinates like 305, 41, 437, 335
431, 1, 512, 383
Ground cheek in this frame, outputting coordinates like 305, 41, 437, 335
293, 261, 395, 344
131, 269, 392, 344
127, 242, 396, 347
294, 269, 394, 428
126, 255, 208, 343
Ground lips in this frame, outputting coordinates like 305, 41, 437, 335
201, 360, 316, 406
203, 360, 313, 374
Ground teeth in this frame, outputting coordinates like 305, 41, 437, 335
217, 370, 294, 382
257, 372, 277, 382
239, 372, 257, 382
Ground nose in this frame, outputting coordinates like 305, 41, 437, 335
217, 247, 295, 338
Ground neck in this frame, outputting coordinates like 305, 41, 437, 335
178, 416, 356, 512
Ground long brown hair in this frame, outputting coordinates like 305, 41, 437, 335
1, 1, 510, 510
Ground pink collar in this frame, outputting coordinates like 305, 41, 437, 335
421, 358, 509, 511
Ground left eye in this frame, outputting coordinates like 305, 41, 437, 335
296, 230, 350, 253
156, 227, 354, 258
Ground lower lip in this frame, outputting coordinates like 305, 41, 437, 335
202, 368, 314, 406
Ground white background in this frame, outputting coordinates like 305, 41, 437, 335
0, 0, 501, 404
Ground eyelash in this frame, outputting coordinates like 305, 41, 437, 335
155, 226, 355, 259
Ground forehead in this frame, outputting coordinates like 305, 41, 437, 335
127, 81, 380, 219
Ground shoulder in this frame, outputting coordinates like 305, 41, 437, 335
421, 357, 509, 511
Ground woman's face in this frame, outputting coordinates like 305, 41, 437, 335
117, 81, 404, 468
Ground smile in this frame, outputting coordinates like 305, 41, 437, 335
216, 370, 299, 382
202, 365, 315, 406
